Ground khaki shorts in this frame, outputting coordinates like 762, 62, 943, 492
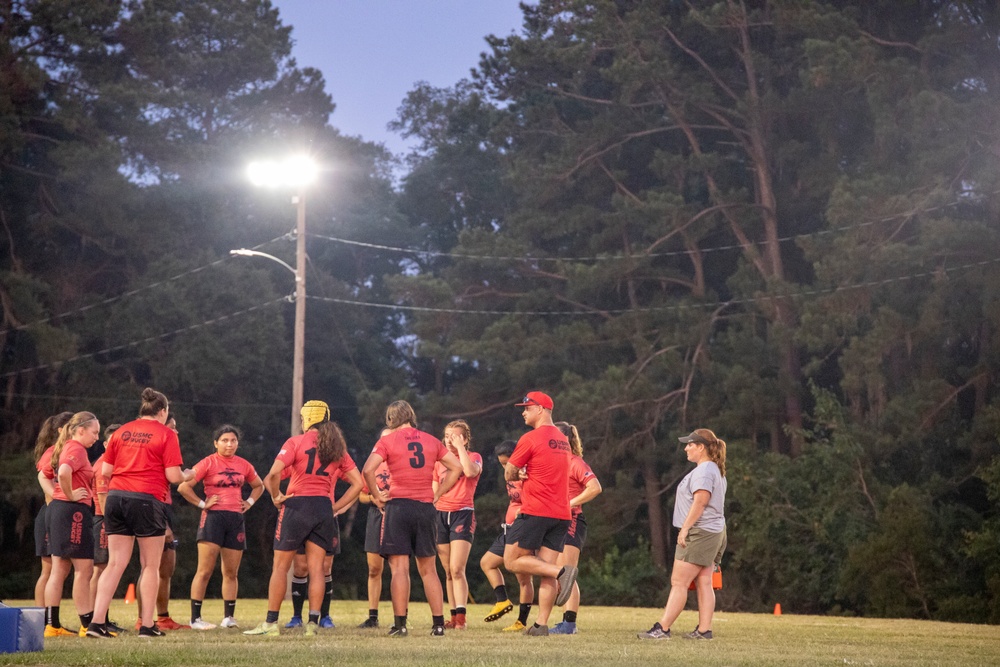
675, 525, 726, 567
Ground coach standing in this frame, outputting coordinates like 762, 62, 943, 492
503, 391, 578, 636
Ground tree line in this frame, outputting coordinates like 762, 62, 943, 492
1, 0, 999, 622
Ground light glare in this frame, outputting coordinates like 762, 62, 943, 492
247, 156, 319, 188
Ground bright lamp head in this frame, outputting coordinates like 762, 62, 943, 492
247, 155, 319, 188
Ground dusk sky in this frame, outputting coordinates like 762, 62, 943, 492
270, 1, 529, 157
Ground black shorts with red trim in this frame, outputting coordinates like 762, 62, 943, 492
296, 514, 340, 556
274, 496, 335, 553
435, 508, 476, 545
48, 499, 95, 559
364, 507, 383, 554
487, 524, 510, 557
506, 513, 569, 553
380, 498, 437, 558
104, 490, 168, 538
93, 516, 109, 564
564, 512, 588, 550
197, 510, 247, 551
34, 505, 50, 558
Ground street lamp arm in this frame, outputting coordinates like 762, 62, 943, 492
230, 248, 297, 277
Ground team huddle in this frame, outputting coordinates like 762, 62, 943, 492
31, 388, 604, 639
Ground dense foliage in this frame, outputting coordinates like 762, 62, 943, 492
2, 0, 999, 622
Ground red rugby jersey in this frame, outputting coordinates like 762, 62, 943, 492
193, 453, 259, 512
372, 427, 447, 503
104, 419, 183, 500
434, 451, 482, 511
508, 425, 571, 520
567, 454, 597, 516
50, 440, 94, 505
275, 430, 357, 498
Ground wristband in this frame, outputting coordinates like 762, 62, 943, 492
198, 500, 206, 509
246, 497, 255, 506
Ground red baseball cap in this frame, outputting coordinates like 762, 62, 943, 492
515, 391, 554, 410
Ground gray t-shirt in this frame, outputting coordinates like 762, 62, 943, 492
673, 461, 726, 533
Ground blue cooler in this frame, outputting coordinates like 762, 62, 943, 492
0, 603, 45, 654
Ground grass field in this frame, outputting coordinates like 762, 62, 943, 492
4, 599, 999, 666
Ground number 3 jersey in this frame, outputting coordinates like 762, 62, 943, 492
275, 430, 358, 498
372, 426, 448, 503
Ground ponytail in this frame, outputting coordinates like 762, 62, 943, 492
554, 421, 583, 457
34, 412, 73, 463
51, 411, 97, 475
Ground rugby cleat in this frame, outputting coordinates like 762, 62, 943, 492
554, 566, 578, 607
318, 616, 335, 629
284, 616, 303, 628
304, 621, 318, 637
44, 625, 77, 638
220, 616, 239, 628
243, 622, 280, 636
484, 600, 513, 622
190, 618, 217, 630
550, 620, 577, 635
502, 620, 526, 632
637, 622, 670, 640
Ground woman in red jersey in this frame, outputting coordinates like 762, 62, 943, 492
42, 411, 101, 637
433, 419, 482, 630
86, 388, 193, 639
244, 400, 362, 637
362, 400, 463, 637
178, 424, 264, 630
550, 422, 602, 635
32, 412, 72, 608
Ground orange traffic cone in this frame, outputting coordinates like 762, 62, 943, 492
773, 603, 782, 616
125, 583, 136, 605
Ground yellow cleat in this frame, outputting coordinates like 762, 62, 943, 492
304, 621, 318, 637
502, 620, 526, 633
484, 600, 514, 622
44, 625, 78, 638
243, 621, 280, 636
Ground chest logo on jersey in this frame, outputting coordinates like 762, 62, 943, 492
119, 430, 153, 446
547, 439, 571, 452
214, 469, 244, 488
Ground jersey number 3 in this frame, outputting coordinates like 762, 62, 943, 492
407, 441, 425, 469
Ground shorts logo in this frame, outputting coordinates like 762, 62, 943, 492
237, 532, 245, 543
70, 512, 84, 545
275, 507, 284, 540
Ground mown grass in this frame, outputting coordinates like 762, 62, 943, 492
4, 599, 999, 667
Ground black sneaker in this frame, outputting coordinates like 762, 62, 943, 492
85, 624, 116, 639
388, 625, 408, 637
138, 624, 165, 637
683, 627, 713, 640
357, 617, 379, 629
637, 622, 670, 640
430, 625, 445, 637
106, 620, 126, 634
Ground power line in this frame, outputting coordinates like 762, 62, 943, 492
0, 297, 286, 379
0, 234, 291, 336
305, 256, 1000, 316
307, 191, 988, 262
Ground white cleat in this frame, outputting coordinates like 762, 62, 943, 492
190, 618, 217, 631
220, 616, 239, 629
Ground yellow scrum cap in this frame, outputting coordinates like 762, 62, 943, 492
300, 400, 330, 431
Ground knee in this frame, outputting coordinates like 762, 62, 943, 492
449, 565, 466, 581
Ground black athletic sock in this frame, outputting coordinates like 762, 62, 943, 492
308, 611, 320, 625
564, 610, 577, 623
494, 584, 508, 603
432, 615, 445, 627
449, 608, 457, 618
191, 599, 203, 623
157, 612, 169, 619
518, 603, 531, 624
369, 609, 379, 620
79, 612, 93, 627
265, 610, 279, 624
321, 575, 333, 617
533, 622, 543, 629
456, 606, 466, 616
224, 600, 236, 618
47, 606, 60, 628
394, 615, 407, 629
291, 576, 308, 618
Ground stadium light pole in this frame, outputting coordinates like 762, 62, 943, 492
243, 155, 318, 436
